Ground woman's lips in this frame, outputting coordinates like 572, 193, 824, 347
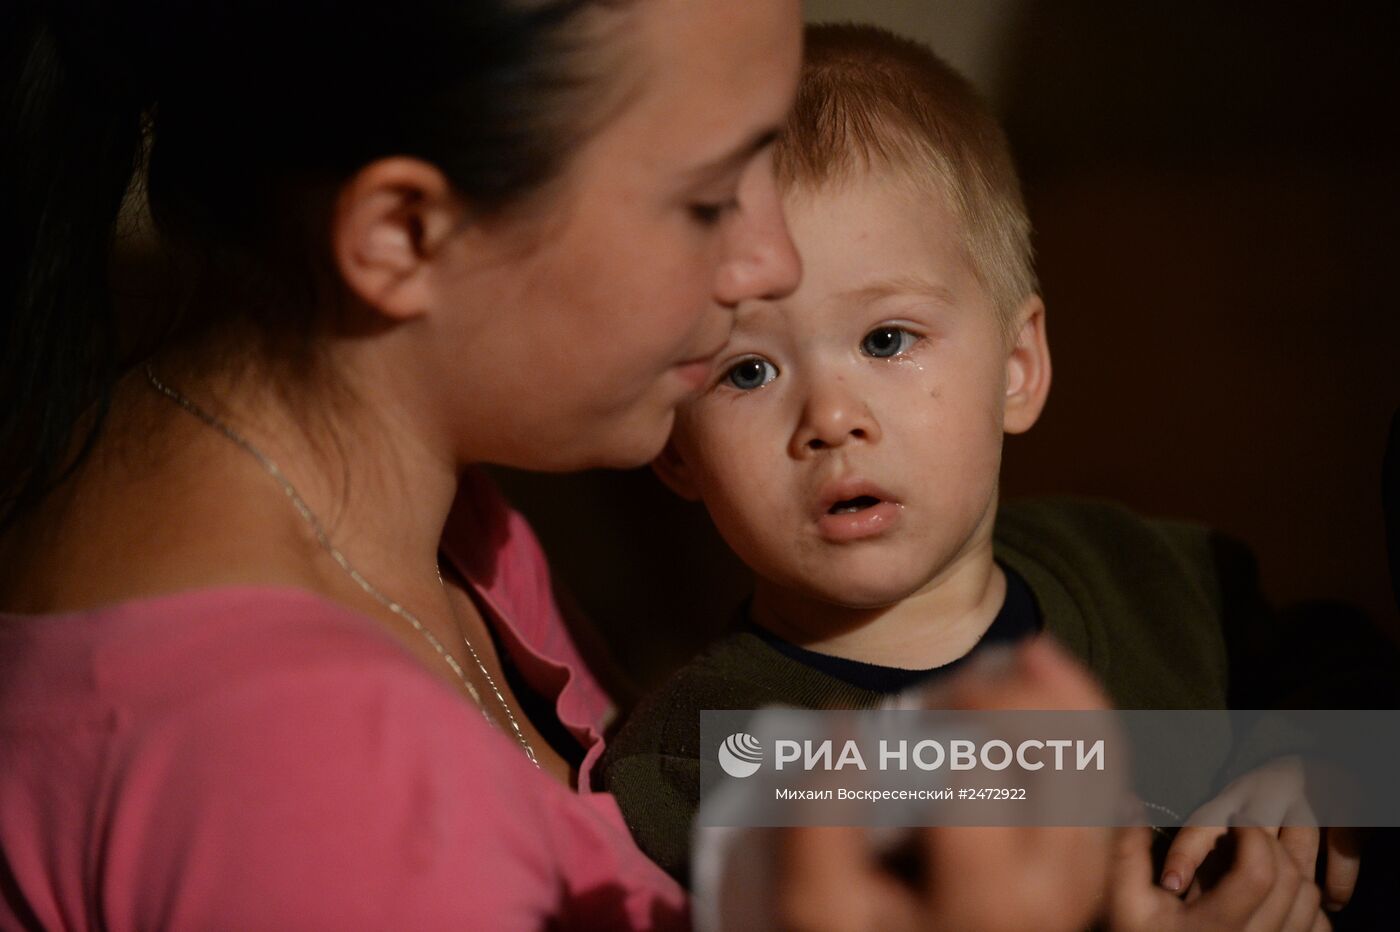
674, 358, 714, 389
674, 338, 727, 390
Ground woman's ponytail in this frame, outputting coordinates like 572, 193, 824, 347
1, 2, 148, 530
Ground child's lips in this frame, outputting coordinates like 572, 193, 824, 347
813, 479, 901, 542
816, 500, 901, 542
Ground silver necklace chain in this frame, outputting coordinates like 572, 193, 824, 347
144, 365, 540, 768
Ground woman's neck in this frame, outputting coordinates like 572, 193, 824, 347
0, 357, 459, 617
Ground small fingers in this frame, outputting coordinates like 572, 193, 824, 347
1277, 872, 1324, 932
1162, 824, 1228, 894
1201, 828, 1279, 924
1279, 825, 1320, 881
1321, 827, 1363, 912
1242, 828, 1302, 932
1105, 826, 1168, 929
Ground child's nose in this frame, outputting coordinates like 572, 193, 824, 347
790, 379, 882, 456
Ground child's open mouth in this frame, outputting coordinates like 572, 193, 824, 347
827, 495, 882, 515
815, 482, 901, 542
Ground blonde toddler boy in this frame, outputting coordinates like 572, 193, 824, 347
604, 23, 1362, 925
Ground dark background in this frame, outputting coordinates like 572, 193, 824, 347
492, 4, 1400, 692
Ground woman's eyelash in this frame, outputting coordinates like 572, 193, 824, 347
689, 198, 738, 225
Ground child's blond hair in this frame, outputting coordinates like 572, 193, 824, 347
775, 23, 1037, 325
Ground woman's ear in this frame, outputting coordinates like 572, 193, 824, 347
331, 157, 466, 321
651, 438, 702, 501
1003, 295, 1052, 435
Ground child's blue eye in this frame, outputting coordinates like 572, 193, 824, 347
861, 327, 917, 358
725, 358, 778, 391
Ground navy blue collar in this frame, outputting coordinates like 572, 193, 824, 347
747, 564, 1042, 695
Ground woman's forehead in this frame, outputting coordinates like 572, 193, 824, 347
599, 0, 802, 171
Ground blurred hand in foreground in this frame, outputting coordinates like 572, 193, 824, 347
769, 637, 1116, 932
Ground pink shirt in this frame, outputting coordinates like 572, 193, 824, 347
0, 470, 687, 929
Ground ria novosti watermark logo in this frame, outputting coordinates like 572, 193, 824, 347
718, 732, 764, 778
701, 709, 1400, 829
705, 715, 1122, 827
719, 733, 1105, 776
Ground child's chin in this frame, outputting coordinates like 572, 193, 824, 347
793, 556, 929, 609
811, 576, 922, 611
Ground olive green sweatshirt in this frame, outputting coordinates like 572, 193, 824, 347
601, 499, 1387, 884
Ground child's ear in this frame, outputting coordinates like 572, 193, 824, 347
331, 156, 466, 322
651, 439, 702, 502
1003, 295, 1052, 435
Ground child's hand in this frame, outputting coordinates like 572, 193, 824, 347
1106, 824, 1330, 931
1160, 757, 1362, 912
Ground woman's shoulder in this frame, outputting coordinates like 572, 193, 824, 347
0, 586, 581, 926
0, 585, 427, 708
78, 588, 537, 783
0, 586, 530, 784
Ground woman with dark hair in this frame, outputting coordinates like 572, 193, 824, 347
0, 1, 1116, 928
1, 0, 801, 925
